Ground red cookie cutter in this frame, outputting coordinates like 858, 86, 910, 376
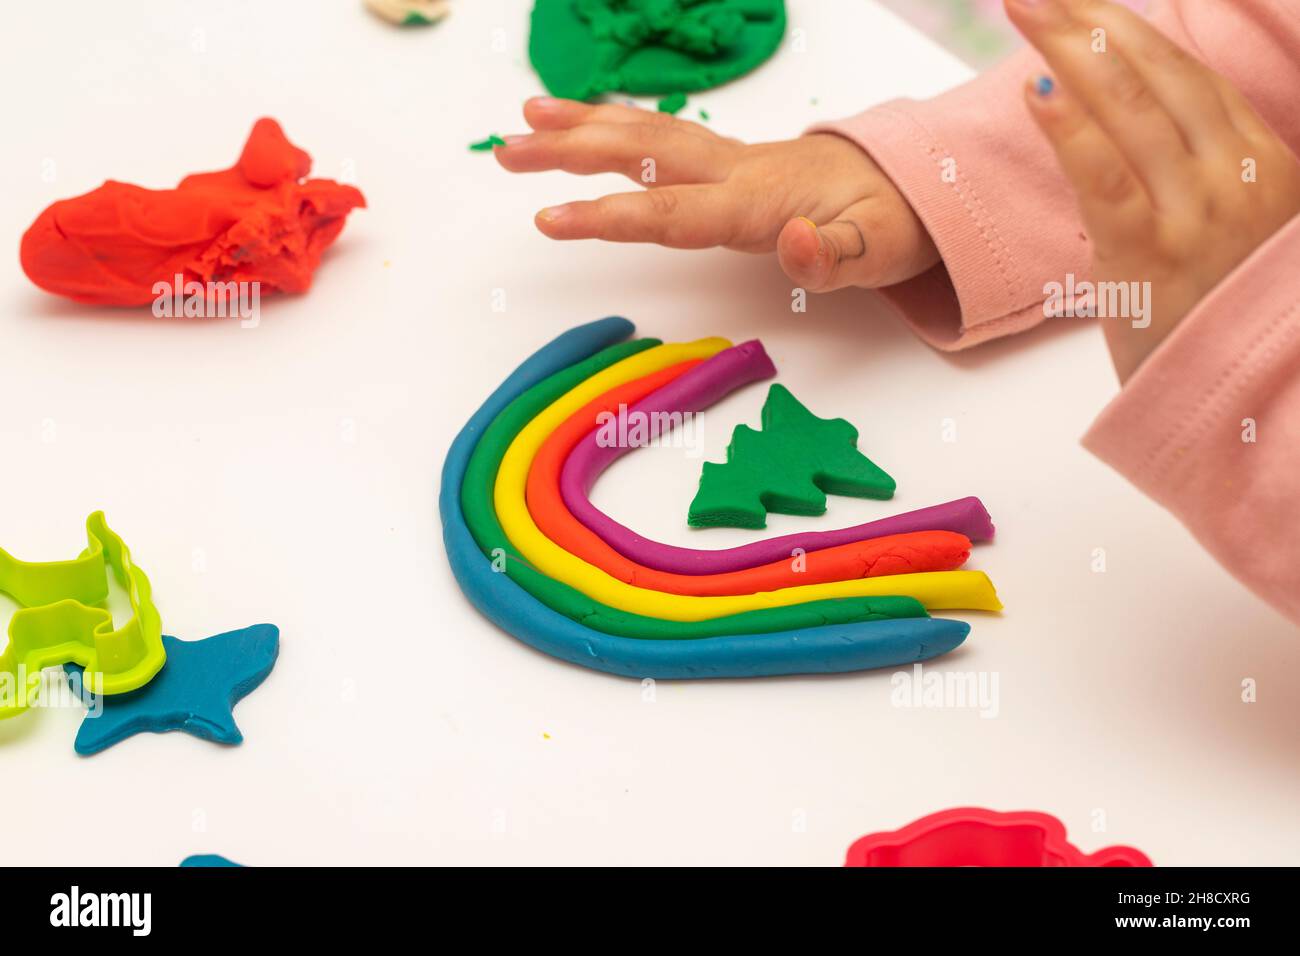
845, 808, 1152, 867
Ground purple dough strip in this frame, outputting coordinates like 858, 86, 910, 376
559, 339, 997, 575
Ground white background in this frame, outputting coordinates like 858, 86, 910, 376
1, 0, 1295, 866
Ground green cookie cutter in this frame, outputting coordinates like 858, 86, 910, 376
0, 512, 165, 718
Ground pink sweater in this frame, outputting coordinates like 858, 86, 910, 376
815, 0, 1300, 625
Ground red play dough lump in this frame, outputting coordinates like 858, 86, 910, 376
20, 118, 365, 306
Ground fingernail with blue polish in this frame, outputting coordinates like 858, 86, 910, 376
1034, 75, 1055, 96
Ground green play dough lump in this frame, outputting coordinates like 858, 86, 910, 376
689, 385, 897, 530
529, 0, 787, 100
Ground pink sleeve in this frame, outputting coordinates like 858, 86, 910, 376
809, 0, 1300, 351
812, 2, 1300, 622
1082, 215, 1300, 624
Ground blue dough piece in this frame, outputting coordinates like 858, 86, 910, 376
439, 317, 970, 678
66, 624, 279, 755
180, 854, 243, 867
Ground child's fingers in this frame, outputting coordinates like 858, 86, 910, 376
523, 96, 721, 142
524, 96, 635, 131
775, 199, 932, 292
1061, 0, 1277, 159
496, 122, 737, 186
534, 186, 741, 248
1078, 1, 1235, 154
1003, 0, 1193, 204
1205, 72, 1288, 148
1023, 74, 1150, 250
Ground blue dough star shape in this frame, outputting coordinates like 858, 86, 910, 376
66, 624, 279, 756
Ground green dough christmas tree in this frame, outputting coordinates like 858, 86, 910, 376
688, 384, 896, 530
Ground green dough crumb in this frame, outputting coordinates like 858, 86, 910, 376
688, 384, 896, 529
698, 108, 710, 121
403, 12, 432, 24
657, 92, 687, 115
529, 0, 786, 101
469, 134, 507, 152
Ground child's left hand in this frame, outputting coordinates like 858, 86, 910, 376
1008, 0, 1300, 382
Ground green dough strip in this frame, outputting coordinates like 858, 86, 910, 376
529, 0, 787, 101
689, 384, 897, 529
460, 338, 929, 639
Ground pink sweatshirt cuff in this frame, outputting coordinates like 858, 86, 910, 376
1082, 214, 1300, 623
809, 49, 1087, 351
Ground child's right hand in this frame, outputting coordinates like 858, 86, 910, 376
495, 96, 939, 293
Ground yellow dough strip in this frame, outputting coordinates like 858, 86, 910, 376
494, 339, 1003, 621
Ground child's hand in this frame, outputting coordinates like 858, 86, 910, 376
495, 97, 939, 292
1009, 0, 1300, 381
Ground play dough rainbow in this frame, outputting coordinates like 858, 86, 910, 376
492, 340, 1001, 620
441, 318, 1003, 678
463, 339, 935, 639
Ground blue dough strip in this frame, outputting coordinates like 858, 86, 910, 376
180, 854, 243, 867
439, 317, 970, 678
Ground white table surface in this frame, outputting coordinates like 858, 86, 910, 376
1, 0, 1295, 867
